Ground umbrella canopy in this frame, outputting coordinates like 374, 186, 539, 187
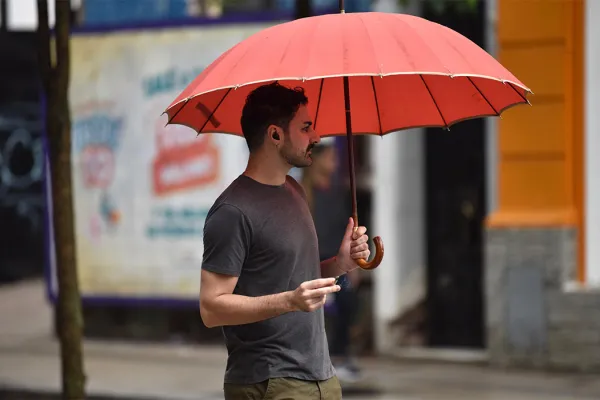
164, 11, 532, 271
164, 12, 532, 136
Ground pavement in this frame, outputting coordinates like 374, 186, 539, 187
2, 279, 600, 400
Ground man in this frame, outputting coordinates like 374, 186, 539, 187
199, 82, 371, 399
300, 140, 364, 383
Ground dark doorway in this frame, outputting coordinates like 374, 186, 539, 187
424, 1, 486, 349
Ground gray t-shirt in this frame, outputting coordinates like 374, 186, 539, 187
201, 174, 334, 384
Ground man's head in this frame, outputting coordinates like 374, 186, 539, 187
241, 82, 320, 168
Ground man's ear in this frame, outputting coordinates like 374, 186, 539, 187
268, 125, 282, 144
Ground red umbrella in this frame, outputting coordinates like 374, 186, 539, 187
164, 3, 532, 270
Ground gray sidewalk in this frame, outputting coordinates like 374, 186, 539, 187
2, 279, 600, 400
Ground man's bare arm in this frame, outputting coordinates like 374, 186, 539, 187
320, 256, 350, 279
200, 269, 341, 328
200, 269, 294, 328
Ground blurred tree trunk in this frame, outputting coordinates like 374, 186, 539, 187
294, 0, 312, 19
37, 1, 86, 399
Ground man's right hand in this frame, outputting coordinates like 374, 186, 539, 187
289, 278, 341, 312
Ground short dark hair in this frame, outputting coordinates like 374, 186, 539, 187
241, 82, 308, 152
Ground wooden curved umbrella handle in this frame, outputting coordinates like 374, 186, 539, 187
354, 233, 384, 270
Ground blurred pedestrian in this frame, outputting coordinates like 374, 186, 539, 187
199, 82, 371, 399
300, 138, 364, 384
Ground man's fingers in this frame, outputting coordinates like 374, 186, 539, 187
351, 242, 369, 252
311, 300, 326, 311
305, 296, 325, 305
352, 226, 367, 240
351, 234, 368, 246
309, 296, 328, 310
301, 278, 336, 290
305, 285, 341, 298
351, 250, 370, 260
344, 217, 356, 238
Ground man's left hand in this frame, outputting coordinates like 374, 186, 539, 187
336, 218, 370, 273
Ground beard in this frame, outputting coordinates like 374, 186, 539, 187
280, 142, 315, 168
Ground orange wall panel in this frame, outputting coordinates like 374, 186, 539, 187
492, 0, 585, 281
498, 159, 569, 209
498, 45, 566, 98
499, 103, 566, 154
498, 0, 567, 42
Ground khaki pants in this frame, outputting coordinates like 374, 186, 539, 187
224, 376, 342, 400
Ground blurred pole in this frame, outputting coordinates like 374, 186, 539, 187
586, 0, 600, 285
37, 0, 86, 398
294, 0, 312, 19
485, 0, 498, 215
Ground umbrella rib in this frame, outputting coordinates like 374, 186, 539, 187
386, 15, 419, 72
219, 33, 267, 90
370, 77, 383, 136
419, 75, 448, 129
275, 16, 312, 79
507, 82, 532, 105
185, 45, 238, 102
313, 78, 325, 131
197, 88, 232, 135
166, 99, 189, 125
395, 14, 449, 75
359, 13, 385, 74
435, 24, 480, 74
467, 77, 499, 116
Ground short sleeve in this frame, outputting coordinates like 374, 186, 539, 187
201, 204, 251, 277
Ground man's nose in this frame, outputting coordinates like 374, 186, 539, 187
312, 130, 321, 143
